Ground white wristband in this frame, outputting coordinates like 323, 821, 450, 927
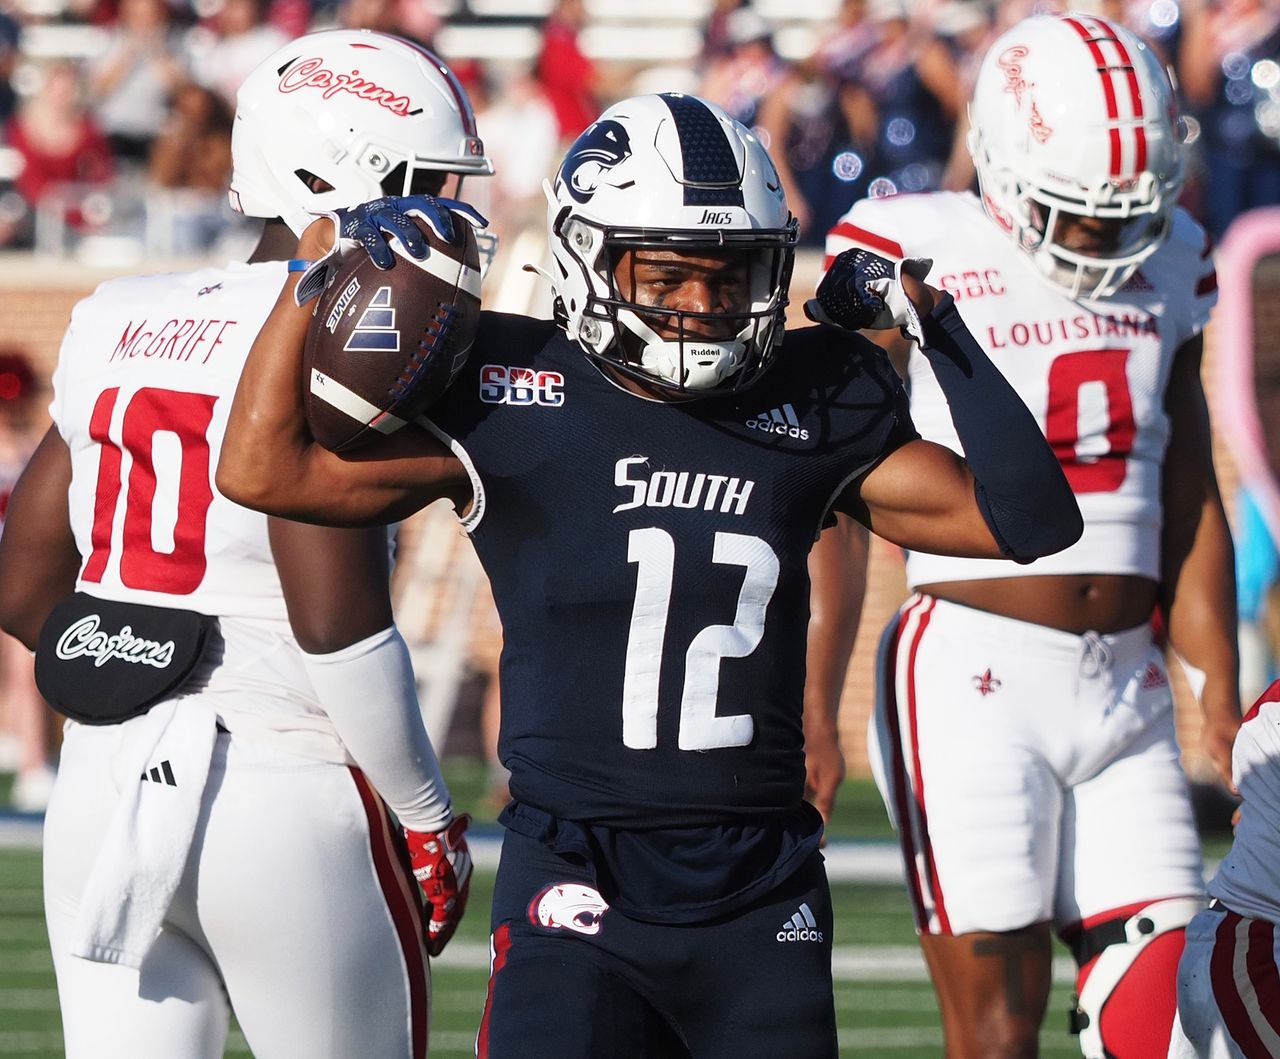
302, 625, 452, 832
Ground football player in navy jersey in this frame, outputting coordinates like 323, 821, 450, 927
219, 92, 1082, 1058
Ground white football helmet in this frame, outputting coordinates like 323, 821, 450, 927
230, 30, 493, 236
545, 93, 797, 397
968, 13, 1187, 299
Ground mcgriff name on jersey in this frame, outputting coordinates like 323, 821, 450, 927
613, 456, 754, 515
110, 317, 241, 366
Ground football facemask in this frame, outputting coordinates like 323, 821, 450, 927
545, 93, 798, 398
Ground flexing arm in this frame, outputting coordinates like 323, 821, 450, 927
217, 216, 466, 527
803, 515, 866, 831
1159, 334, 1240, 787
0, 428, 82, 648
816, 252, 1082, 559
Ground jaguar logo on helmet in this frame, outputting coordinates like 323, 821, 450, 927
560, 120, 632, 203
528, 882, 610, 936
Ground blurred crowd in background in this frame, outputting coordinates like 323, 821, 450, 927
0, 0, 1268, 257
1, 0, 1279, 809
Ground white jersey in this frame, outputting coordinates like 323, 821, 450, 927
50, 262, 348, 763
1208, 682, 1280, 924
825, 191, 1218, 586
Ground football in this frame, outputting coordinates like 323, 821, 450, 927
302, 215, 481, 453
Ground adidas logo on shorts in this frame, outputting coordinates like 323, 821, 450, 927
776, 902, 824, 943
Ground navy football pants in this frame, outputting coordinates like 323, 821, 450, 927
478, 827, 838, 1058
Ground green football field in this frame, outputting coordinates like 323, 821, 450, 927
0, 848, 1087, 1058
0, 771, 1230, 1057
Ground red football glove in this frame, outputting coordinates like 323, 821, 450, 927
403, 813, 473, 956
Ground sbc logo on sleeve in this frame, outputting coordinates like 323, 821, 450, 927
479, 365, 565, 407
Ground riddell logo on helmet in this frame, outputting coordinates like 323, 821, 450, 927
278, 58, 414, 117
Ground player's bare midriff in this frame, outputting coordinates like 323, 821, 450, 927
914, 574, 1159, 635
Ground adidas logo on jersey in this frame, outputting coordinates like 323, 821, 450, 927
745, 403, 809, 441
777, 902, 824, 943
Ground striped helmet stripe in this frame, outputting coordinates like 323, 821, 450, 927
658, 93, 744, 207
1062, 16, 1147, 181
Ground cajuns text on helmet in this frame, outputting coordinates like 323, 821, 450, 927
230, 30, 493, 236
967, 13, 1188, 299
544, 93, 798, 398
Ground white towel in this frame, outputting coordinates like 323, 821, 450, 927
69, 700, 218, 967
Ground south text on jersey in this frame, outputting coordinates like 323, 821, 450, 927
614, 456, 755, 515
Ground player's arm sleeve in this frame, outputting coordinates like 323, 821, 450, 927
917, 293, 1083, 561
301, 625, 454, 832
270, 519, 453, 831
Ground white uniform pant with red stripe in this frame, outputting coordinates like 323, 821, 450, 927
44, 721, 431, 1059
1171, 905, 1280, 1059
869, 594, 1204, 936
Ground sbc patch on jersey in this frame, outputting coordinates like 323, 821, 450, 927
479, 364, 565, 406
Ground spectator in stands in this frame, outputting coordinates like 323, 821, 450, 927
699, 8, 787, 131
854, 0, 962, 196
0, 11, 19, 132
89, 0, 187, 163
6, 61, 113, 243
471, 64, 558, 237
536, 0, 599, 145
756, 34, 874, 244
1178, 0, 1280, 239
933, 0, 998, 191
149, 82, 231, 192
190, 0, 287, 108
699, 0, 749, 69
337, 0, 438, 46
147, 81, 235, 252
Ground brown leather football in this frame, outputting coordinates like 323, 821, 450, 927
302, 215, 481, 453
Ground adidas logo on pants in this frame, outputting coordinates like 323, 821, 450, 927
776, 902, 824, 943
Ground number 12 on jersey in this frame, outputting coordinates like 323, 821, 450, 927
621, 527, 779, 751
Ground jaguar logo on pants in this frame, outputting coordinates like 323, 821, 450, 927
528, 883, 610, 936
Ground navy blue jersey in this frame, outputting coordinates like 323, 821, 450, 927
425, 313, 915, 828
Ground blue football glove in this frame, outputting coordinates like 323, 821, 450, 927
295, 195, 489, 305
804, 248, 932, 344
331, 195, 489, 269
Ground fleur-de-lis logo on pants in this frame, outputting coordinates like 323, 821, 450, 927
973, 668, 1002, 696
